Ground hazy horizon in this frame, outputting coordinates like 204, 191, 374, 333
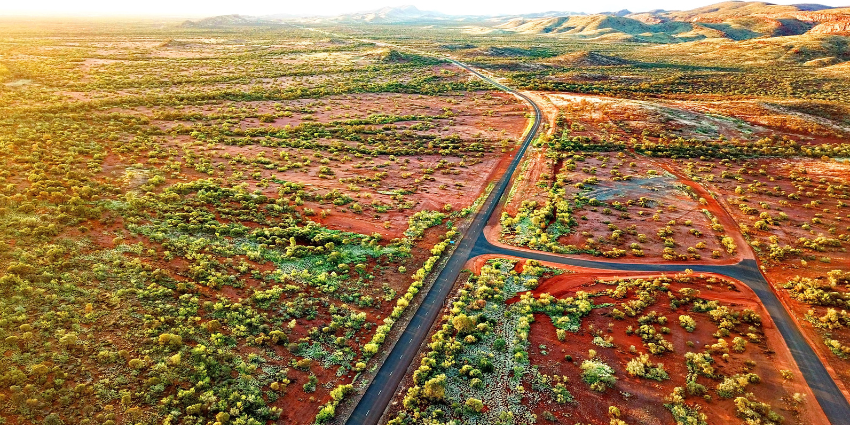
3, 0, 849, 18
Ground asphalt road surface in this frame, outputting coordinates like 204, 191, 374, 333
345, 60, 542, 425
345, 58, 850, 425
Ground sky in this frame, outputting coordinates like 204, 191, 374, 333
2, 0, 848, 18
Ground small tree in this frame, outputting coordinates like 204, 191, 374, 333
422, 375, 446, 401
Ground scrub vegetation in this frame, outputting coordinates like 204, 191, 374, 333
387, 260, 817, 425
0, 21, 527, 425
2, 1, 850, 423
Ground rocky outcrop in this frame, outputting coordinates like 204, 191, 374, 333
781, 12, 850, 22
809, 19, 850, 34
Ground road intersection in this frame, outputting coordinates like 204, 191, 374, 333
346, 56, 850, 425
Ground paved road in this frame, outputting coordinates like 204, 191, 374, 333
345, 58, 850, 425
346, 61, 542, 425
476, 239, 850, 422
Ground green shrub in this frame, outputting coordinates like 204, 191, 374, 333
464, 398, 484, 414
581, 359, 616, 392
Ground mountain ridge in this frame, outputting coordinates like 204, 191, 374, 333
488, 1, 850, 41
183, 2, 850, 41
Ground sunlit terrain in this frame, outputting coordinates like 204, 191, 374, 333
1, 2, 849, 424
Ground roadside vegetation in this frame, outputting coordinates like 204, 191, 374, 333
387, 260, 816, 425
0, 21, 526, 425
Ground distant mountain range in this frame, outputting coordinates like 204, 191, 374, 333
313, 5, 448, 23
181, 5, 591, 27
492, 2, 850, 42
181, 2, 850, 42
181, 14, 276, 28
277, 5, 589, 24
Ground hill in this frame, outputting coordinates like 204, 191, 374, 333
456, 46, 556, 58
494, 15, 697, 42
640, 33, 850, 65
185, 2, 850, 44
361, 48, 432, 62
810, 17, 850, 34
491, 1, 850, 42
546, 51, 631, 66
180, 15, 273, 28
652, 1, 806, 21
818, 60, 850, 74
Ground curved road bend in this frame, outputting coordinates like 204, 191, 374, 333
346, 60, 850, 425
475, 239, 850, 421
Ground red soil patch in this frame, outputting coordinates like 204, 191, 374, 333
518, 269, 828, 425
685, 156, 850, 396
494, 150, 739, 264
388, 256, 829, 425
